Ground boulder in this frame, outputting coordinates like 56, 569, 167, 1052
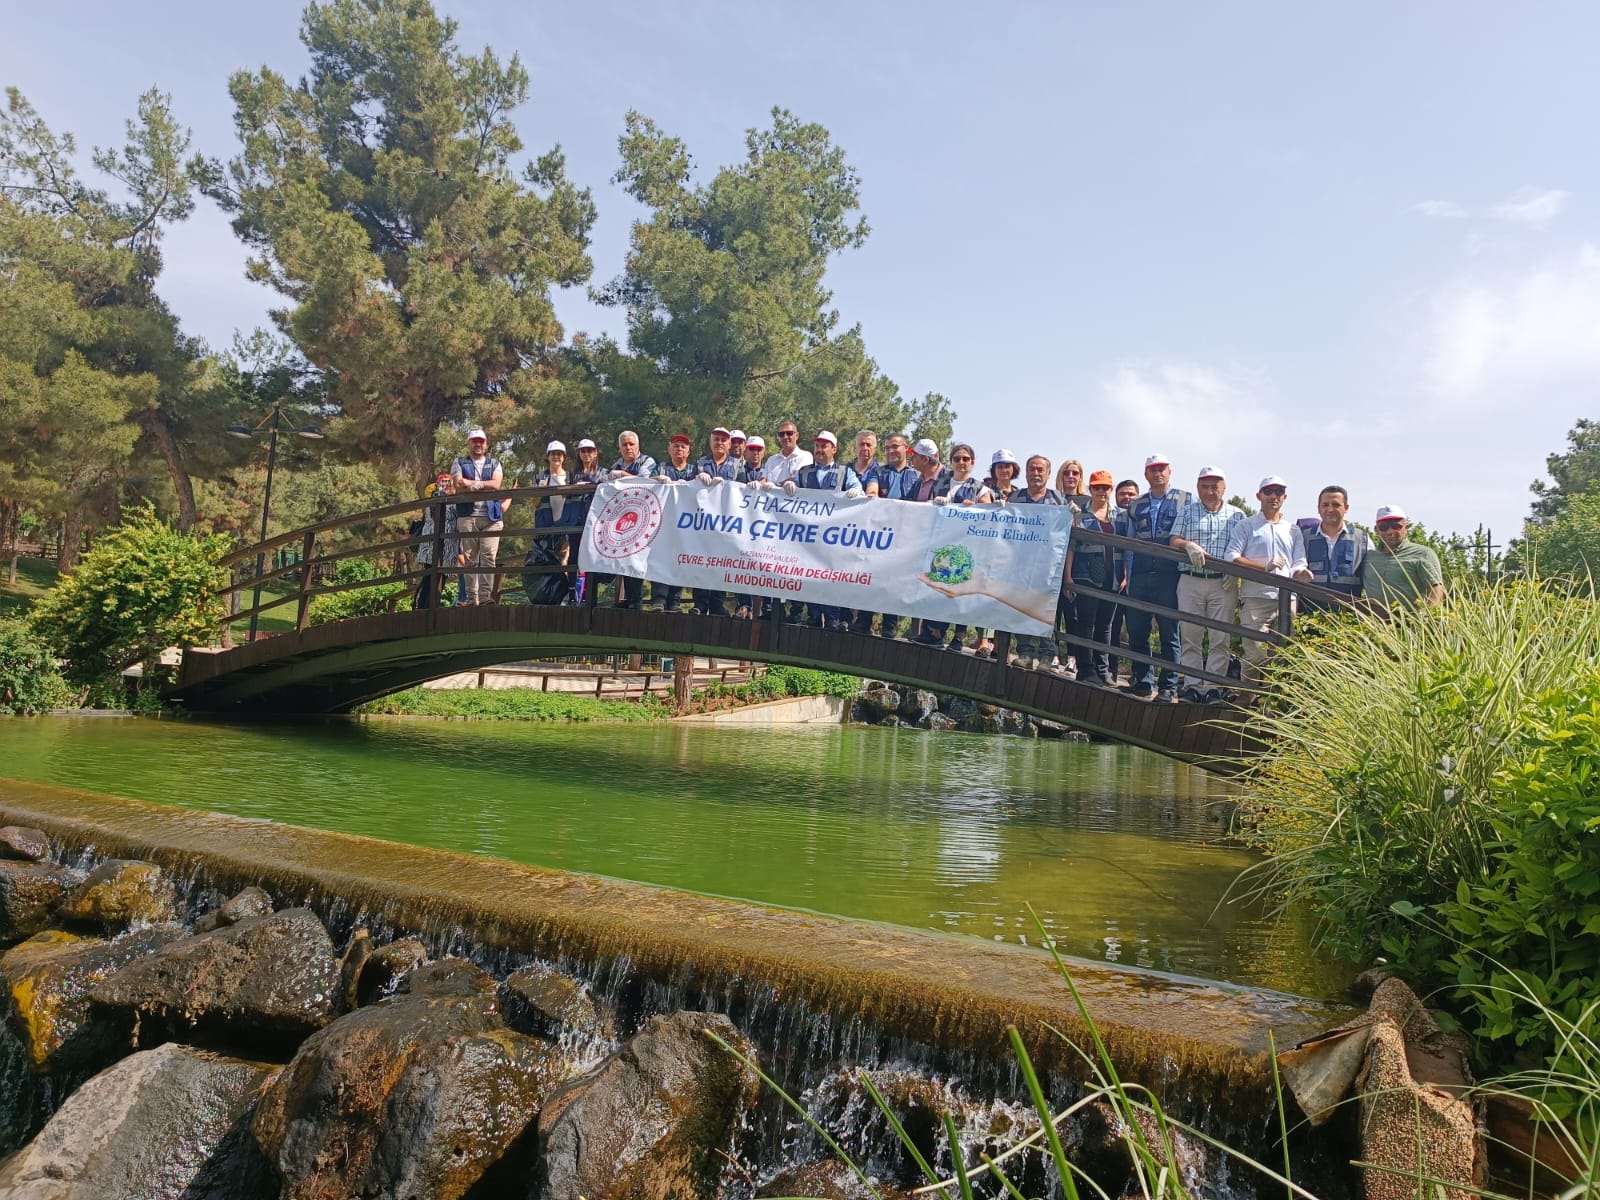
353, 935, 428, 1006
0, 1042, 278, 1199
941, 696, 979, 722
1036, 719, 1070, 739
878, 715, 902, 728
960, 712, 1004, 736
538, 1010, 760, 1200
90, 907, 340, 1048
337, 929, 372, 1012
253, 982, 565, 1200
194, 886, 274, 933
858, 684, 901, 720
1000, 709, 1033, 737
897, 688, 939, 724
0, 826, 50, 862
395, 956, 496, 998
1, 925, 187, 1075
58, 859, 177, 931
503, 962, 614, 1046
0, 861, 75, 947
758, 1160, 898, 1199
921, 712, 958, 733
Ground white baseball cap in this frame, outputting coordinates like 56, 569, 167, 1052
711, 426, 731, 437
1375, 505, 1408, 523
1258, 475, 1287, 490
577, 438, 597, 450
746, 435, 765, 450
467, 428, 488, 442
1196, 465, 1224, 479
911, 437, 940, 459
1145, 453, 1170, 468
729, 429, 746, 441
991, 448, 1019, 467
813, 430, 837, 445
546, 440, 566, 455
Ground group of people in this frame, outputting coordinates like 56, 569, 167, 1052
413, 426, 1446, 705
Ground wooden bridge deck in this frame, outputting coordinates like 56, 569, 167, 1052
170, 604, 1257, 771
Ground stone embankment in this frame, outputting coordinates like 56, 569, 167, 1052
851, 679, 1093, 740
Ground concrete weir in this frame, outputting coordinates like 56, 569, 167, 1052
0, 776, 1347, 1132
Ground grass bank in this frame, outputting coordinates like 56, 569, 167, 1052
0, 556, 59, 619
356, 688, 668, 721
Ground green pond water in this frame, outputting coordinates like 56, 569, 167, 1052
0, 716, 1345, 997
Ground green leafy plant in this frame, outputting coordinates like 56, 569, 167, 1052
356, 687, 667, 721
29, 502, 230, 689
1435, 684, 1600, 1077
306, 558, 410, 625
0, 617, 71, 714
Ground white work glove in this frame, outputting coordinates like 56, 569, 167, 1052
1185, 541, 1206, 567
932, 495, 950, 506
744, 478, 762, 490
1270, 551, 1289, 571
608, 469, 627, 481
782, 480, 798, 497
697, 472, 714, 486
843, 486, 864, 499
654, 473, 670, 483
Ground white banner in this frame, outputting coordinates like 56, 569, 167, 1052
578, 479, 1073, 635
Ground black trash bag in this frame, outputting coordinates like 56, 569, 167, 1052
523, 537, 573, 606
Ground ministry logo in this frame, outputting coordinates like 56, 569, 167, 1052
591, 484, 664, 559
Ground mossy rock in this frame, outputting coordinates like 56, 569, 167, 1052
0, 826, 51, 862
59, 860, 177, 931
0, 861, 75, 947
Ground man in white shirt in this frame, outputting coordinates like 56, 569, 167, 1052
1168, 467, 1247, 703
1223, 476, 1307, 682
760, 420, 813, 489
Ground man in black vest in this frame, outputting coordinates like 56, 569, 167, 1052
1293, 485, 1368, 610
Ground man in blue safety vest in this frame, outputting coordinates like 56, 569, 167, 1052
1293, 485, 1368, 609
1123, 453, 1191, 701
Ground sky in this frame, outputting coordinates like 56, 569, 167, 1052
6, 1, 1599, 540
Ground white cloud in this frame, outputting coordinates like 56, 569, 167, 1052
1423, 245, 1600, 406
1488, 187, 1570, 225
1100, 362, 1275, 439
1412, 200, 1467, 219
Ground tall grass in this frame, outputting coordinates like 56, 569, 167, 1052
1233, 580, 1600, 964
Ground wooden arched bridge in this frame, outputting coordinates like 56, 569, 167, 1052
170, 485, 1348, 771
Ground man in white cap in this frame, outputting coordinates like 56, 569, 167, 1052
451, 428, 504, 605
760, 420, 812, 488
1224, 476, 1308, 681
1124, 453, 1191, 700
1361, 506, 1444, 607
1169, 467, 1247, 702
609, 431, 658, 609
697, 427, 740, 484
738, 435, 766, 483
792, 432, 864, 630
728, 429, 747, 461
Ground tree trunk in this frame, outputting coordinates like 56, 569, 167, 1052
58, 509, 84, 573
145, 412, 197, 530
673, 655, 693, 714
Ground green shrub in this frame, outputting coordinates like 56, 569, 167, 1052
756, 665, 859, 699
0, 617, 71, 714
307, 558, 409, 625
357, 687, 667, 721
1237, 579, 1600, 1074
1432, 684, 1600, 1076
29, 503, 230, 688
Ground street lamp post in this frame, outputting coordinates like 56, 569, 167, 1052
227, 406, 324, 641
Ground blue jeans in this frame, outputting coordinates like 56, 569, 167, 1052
1126, 570, 1180, 690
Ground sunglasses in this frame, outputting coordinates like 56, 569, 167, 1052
952, 455, 973, 463
778, 430, 799, 438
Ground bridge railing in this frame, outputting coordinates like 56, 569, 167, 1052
216, 487, 1354, 691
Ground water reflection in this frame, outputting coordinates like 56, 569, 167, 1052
1, 716, 1346, 996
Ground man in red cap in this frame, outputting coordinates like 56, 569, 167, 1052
451, 428, 504, 606
652, 434, 697, 612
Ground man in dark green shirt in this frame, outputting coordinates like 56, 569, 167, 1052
1360, 506, 1444, 607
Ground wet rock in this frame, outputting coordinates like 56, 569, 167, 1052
878, 715, 902, 728
941, 695, 978, 722
0, 826, 50, 862
858, 684, 901, 720
960, 712, 1004, 736
0, 861, 75, 947
1037, 718, 1070, 738
975, 702, 1001, 716
503, 963, 614, 1045
1000, 709, 1032, 737
395, 956, 496, 998
538, 1010, 760, 1200
898, 688, 939, 724
253, 980, 565, 1200
58, 859, 177, 931
922, 712, 959, 733
848, 699, 873, 724
90, 907, 340, 1047
337, 929, 372, 1012
194, 886, 274, 933
0, 1042, 278, 1199
1, 925, 187, 1075
354, 935, 428, 1006
758, 1160, 902, 1199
